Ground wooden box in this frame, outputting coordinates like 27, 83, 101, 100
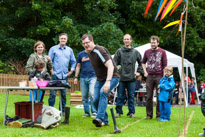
70, 93, 82, 106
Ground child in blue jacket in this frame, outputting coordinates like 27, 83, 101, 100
158, 66, 175, 121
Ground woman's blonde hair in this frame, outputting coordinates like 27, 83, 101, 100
34, 41, 45, 52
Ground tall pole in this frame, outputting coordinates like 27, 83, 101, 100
180, 0, 189, 136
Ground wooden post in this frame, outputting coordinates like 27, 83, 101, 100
179, 0, 189, 136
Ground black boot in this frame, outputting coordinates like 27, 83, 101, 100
62, 106, 70, 124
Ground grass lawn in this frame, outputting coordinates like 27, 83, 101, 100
0, 93, 204, 137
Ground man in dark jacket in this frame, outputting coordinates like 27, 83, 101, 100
114, 34, 143, 118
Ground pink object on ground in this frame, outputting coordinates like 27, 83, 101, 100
35, 81, 49, 87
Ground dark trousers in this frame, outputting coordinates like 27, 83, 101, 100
175, 93, 179, 104
48, 75, 68, 112
146, 74, 162, 118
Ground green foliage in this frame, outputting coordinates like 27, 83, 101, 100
0, 0, 204, 78
91, 22, 123, 54
0, 60, 14, 73
198, 69, 205, 81
1, 38, 36, 60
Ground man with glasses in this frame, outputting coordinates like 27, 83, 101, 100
48, 33, 76, 114
81, 33, 120, 127
142, 36, 167, 120
74, 45, 97, 118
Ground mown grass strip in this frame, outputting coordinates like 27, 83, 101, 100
179, 110, 195, 137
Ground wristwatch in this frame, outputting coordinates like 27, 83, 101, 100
106, 79, 111, 81
74, 76, 78, 79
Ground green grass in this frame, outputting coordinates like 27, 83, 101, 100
0, 94, 204, 137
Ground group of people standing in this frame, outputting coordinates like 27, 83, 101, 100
25, 32, 175, 127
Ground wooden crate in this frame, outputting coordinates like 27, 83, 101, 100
70, 93, 82, 106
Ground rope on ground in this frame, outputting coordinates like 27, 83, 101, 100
105, 117, 145, 137
179, 110, 195, 137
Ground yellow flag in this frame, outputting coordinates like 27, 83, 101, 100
163, 20, 180, 29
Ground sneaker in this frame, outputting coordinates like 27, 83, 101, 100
158, 118, 164, 121
115, 113, 121, 118
91, 113, 97, 118
160, 119, 169, 122
82, 114, 90, 117
129, 113, 136, 118
145, 116, 152, 119
101, 122, 109, 126
93, 119, 102, 127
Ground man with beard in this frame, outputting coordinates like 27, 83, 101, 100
142, 36, 167, 120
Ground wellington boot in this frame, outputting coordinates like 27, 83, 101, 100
62, 106, 70, 124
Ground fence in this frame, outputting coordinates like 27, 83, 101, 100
0, 74, 80, 95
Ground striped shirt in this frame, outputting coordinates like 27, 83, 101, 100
88, 45, 119, 81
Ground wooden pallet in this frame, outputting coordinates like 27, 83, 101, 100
70, 93, 82, 106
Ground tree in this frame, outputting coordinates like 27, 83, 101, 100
0, 0, 204, 80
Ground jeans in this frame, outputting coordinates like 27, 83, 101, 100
93, 78, 119, 124
48, 74, 68, 112
159, 101, 171, 120
188, 88, 191, 103
115, 81, 136, 115
80, 77, 97, 115
30, 90, 43, 102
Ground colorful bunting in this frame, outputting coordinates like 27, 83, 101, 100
163, 11, 184, 36
169, 0, 183, 16
144, 0, 187, 37
144, 0, 153, 17
160, 0, 172, 21
155, 0, 164, 21
155, 0, 168, 21
176, 13, 184, 36
160, 0, 177, 21
163, 20, 180, 29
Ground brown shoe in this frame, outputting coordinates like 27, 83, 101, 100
146, 116, 152, 119
129, 113, 136, 118
156, 117, 160, 120
115, 113, 121, 118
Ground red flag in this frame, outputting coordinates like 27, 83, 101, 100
144, 0, 153, 17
